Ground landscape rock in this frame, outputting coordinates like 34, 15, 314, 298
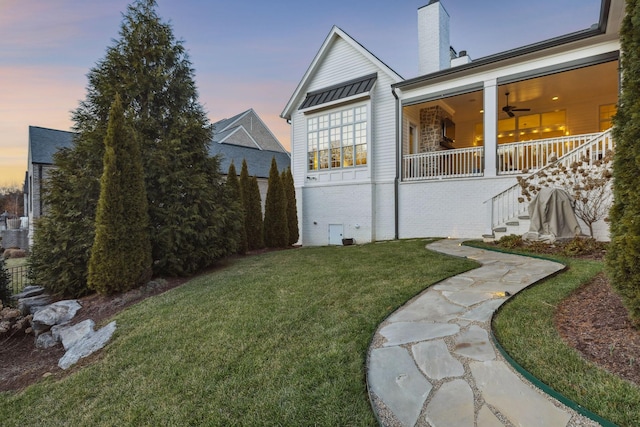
17, 294, 53, 316
58, 321, 116, 370
36, 332, 58, 349
11, 286, 46, 301
31, 300, 81, 336
52, 319, 95, 351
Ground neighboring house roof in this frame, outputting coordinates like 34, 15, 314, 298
299, 73, 378, 110
213, 126, 261, 150
281, 26, 403, 120
27, 125, 289, 179
209, 143, 290, 179
28, 126, 74, 165
212, 108, 287, 153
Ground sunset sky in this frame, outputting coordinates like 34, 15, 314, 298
0, 0, 601, 187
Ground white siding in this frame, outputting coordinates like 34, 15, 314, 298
302, 183, 373, 245
398, 176, 516, 238
289, 35, 401, 246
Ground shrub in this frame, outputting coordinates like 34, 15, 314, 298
606, 0, 640, 326
0, 257, 10, 306
2, 248, 26, 259
497, 234, 523, 249
561, 237, 605, 257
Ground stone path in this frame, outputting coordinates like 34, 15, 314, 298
367, 239, 601, 427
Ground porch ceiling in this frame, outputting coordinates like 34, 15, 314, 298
405, 60, 618, 123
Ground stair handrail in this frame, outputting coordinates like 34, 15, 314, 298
485, 129, 614, 231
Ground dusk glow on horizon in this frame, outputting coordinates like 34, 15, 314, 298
0, 0, 601, 187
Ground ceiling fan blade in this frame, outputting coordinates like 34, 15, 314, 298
512, 108, 531, 112
506, 110, 515, 118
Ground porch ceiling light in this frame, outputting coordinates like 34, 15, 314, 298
552, 96, 559, 101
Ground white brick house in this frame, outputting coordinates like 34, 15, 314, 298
281, 0, 623, 246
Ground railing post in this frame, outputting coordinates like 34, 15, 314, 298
483, 79, 498, 177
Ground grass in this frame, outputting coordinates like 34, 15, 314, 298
0, 239, 477, 426
5, 257, 27, 268
469, 242, 640, 427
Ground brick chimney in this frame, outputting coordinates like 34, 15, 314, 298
418, 0, 451, 75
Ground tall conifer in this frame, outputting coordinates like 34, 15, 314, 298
29, 0, 240, 296
226, 161, 247, 254
282, 167, 299, 246
88, 94, 152, 294
264, 158, 288, 248
606, 0, 640, 325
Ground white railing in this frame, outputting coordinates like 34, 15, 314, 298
487, 129, 614, 230
497, 133, 601, 175
403, 146, 484, 180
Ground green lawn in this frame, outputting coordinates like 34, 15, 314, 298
0, 239, 477, 426
5, 256, 28, 294
476, 244, 640, 427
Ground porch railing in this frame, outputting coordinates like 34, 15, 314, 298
497, 133, 601, 175
403, 146, 484, 181
487, 129, 614, 231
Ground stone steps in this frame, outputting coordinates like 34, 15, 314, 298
485, 215, 531, 242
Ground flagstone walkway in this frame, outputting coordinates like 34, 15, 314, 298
367, 239, 601, 427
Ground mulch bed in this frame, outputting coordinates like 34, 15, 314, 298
556, 273, 640, 386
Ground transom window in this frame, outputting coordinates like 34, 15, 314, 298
307, 105, 367, 171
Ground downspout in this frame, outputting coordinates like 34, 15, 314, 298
392, 87, 400, 240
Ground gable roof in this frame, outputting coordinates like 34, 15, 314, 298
209, 143, 290, 179
28, 126, 74, 165
281, 26, 403, 119
212, 108, 288, 153
213, 126, 261, 149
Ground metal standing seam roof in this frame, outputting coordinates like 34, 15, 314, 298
299, 73, 377, 110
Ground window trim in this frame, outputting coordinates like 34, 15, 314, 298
306, 100, 370, 173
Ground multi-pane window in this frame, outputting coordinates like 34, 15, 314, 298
308, 105, 367, 171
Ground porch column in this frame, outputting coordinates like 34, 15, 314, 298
483, 79, 498, 177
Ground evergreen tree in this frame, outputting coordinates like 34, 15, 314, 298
240, 160, 264, 251
29, 0, 241, 296
226, 161, 247, 254
264, 158, 288, 248
0, 256, 11, 307
606, 0, 640, 326
282, 167, 299, 246
87, 94, 152, 295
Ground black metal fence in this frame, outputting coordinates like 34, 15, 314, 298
8, 265, 28, 295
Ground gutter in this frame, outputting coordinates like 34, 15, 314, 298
392, 87, 400, 240
393, 27, 605, 92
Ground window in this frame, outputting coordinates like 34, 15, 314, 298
497, 110, 567, 143
307, 105, 367, 171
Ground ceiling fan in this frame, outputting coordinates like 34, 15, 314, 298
502, 92, 530, 118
